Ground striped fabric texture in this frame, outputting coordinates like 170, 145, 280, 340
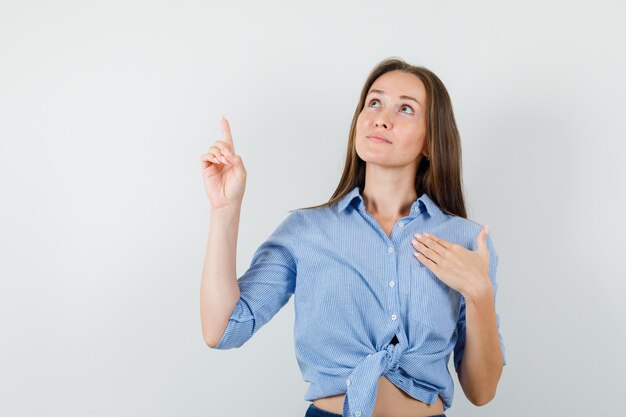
213, 185, 506, 417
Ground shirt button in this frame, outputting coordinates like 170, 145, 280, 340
391, 314, 397, 320
388, 246, 394, 253
355, 412, 362, 417
389, 280, 395, 287
398, 221, 405, 227
346, 379, 351, 386
367, 353, 372, 358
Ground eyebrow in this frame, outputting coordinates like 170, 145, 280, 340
367, 89, 422, 107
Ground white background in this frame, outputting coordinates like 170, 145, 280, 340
1, 1, 624, 416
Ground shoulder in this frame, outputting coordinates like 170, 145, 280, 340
440, 215, 497, 253
290, 204, 338, 226
440, 214, 484, 239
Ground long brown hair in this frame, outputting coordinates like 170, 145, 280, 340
295, 57, 467, 218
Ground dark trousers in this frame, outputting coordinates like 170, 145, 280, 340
305, 403, 446, 417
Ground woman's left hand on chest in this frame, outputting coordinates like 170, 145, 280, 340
410, 226, 492, 297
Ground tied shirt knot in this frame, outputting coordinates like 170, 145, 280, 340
342, 342, 406, 417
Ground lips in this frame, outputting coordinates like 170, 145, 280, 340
368, 135, 391, 144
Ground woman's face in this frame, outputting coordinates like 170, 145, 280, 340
355, 70, 428, 169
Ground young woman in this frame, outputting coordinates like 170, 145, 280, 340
200, 57, 506, 417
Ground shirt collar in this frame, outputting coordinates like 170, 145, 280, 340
336, 185, 442, 218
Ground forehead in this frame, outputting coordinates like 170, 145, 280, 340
368, 70, 426, 100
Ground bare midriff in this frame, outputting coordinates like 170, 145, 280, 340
312, 375, 445, 417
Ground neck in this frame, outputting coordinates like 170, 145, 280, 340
361, 164, 418, 218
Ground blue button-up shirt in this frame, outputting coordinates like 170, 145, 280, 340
213, 185, 506, 417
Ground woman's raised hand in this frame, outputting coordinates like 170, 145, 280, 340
201, 116, 247, 209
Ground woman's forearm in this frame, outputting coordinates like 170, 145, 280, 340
458, 282, 504, 405
200, 205, 242, 348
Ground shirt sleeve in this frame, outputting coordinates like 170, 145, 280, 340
453, 232, 507, 373
212, 210, 300, 350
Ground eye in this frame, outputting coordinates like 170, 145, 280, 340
368, 98, 381, 107
400, 104, 414, 114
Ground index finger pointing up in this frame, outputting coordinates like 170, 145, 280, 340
221, 115, 234, 147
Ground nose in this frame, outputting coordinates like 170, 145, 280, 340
374, 110, 392, 129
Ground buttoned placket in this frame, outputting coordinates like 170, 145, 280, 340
356, 201, 424, 345
345, 199, 425, 417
